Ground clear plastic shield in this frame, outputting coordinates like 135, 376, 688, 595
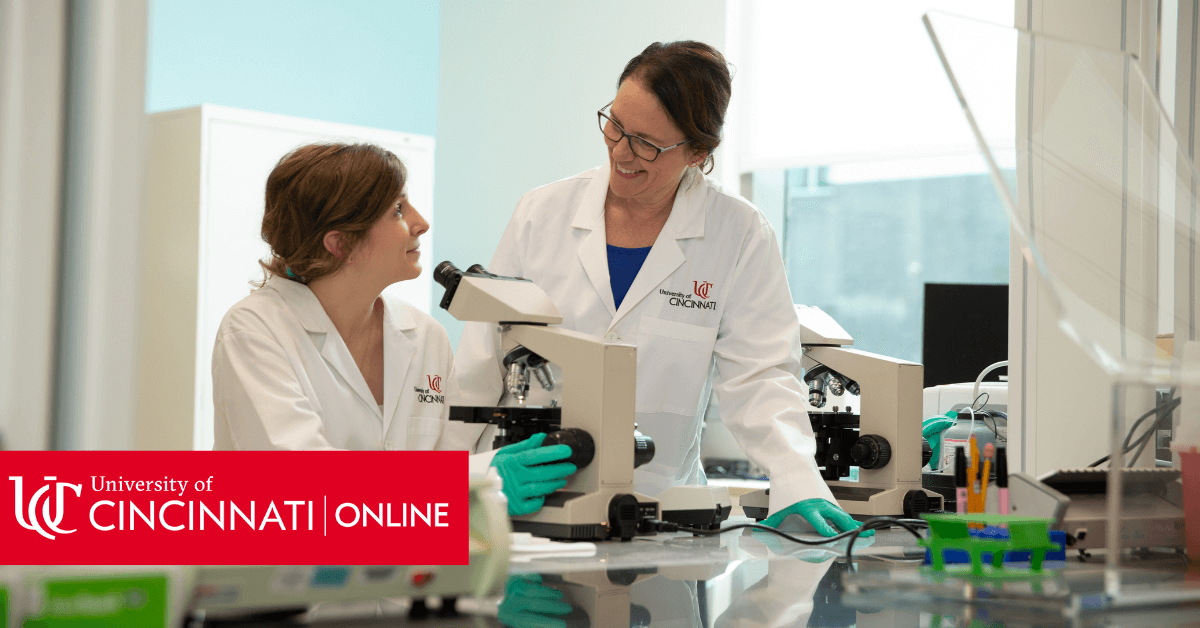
925, 10, 1200, 602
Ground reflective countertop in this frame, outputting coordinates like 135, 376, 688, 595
202, 520, 1200, 628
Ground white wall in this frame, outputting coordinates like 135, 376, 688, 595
433, 0, 727, 346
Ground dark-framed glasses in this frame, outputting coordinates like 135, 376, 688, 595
597, 102, 689, 162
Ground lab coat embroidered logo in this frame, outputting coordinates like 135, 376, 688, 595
9, 476, 82, 540
415, 376, 445, 404
658, 285, 718, 310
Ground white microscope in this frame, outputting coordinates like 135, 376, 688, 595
742, 305, 942, 520
436, 262, 728, 541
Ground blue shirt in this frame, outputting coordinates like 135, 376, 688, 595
607, 244, 652, 310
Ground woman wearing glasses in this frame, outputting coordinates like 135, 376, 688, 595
456, 41, 864, 536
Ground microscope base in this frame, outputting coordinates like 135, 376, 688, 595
512, 520, 611, 540
827, 484, 941, 518
659, 505, 732, 530
741, 486, 942, 521
657, 485, 734, 530
514, 491, 660, 541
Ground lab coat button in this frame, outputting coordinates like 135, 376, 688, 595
605, 333, 618, 341
384, 442, 395, 450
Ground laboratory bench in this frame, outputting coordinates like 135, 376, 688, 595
193, 517, 1200, 628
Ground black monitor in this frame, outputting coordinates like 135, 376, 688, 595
922, 283, 1008, 388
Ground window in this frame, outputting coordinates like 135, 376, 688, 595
728, 1, 1016, 361
767, 164, 1012, 362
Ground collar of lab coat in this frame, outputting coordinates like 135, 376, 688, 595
568, 165, 707, 237
266, 275, 418, 338
266, 275, 418, 427
570, 166, 708, 330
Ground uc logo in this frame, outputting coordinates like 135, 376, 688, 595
427, 375, 442, 393
693, 281, 713, 300
9, 476, 81, 540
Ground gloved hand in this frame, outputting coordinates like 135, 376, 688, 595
922, 411, 958, 471
490, 433, 577, 516
497, 574, 572, 628
760, 498, 873, 537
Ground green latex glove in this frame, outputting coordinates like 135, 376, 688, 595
760, 498, 873, 537
490, 433, 577, 516
497, 574, 573, 628
922, 411, 958, 471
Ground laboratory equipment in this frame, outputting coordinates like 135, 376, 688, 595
744, 305, 942, 519
654, 485, 733, 530
15, 566, 195, 628
436, 260, 655, 540
1006, 471, 1069, 526
185, 476, 510, 622
936, 411, 1004, 472
927, 10, 1200, 602
1022, 468, 1186, 552
436, 261, 727, 540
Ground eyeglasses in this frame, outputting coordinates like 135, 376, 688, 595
597, 102, 689, 162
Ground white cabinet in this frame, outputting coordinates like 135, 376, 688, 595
137, 105, 435, 450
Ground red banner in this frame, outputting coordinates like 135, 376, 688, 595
0, 451, 467, 565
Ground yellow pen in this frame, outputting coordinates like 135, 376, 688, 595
967, 437, 980, 513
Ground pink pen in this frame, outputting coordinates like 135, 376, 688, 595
996, 446, 1009, 514
954, 447, 968, 513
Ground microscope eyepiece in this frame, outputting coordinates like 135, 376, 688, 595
433, 261, 462, 289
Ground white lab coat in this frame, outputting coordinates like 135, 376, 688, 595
454, 166, 835, 514
212, 275, 483, 452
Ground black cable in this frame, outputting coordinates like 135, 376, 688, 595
978, 411, 1005, 442
1094, 398, 1176, 465
987, 412, 1007, 442
1088, 396, 1181, 467
844, 517, 927, 564
665, 521, 865, 545
1122, 396, 1177, 451
656, 516, 928, 556
971, 392, 990, 412
1090, 396, 1178, 466
1127, 400, 1176, 465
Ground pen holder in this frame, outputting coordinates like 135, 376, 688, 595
919, 514, 1062, 577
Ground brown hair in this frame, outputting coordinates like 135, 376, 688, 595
257, 143, 406, 285
618, 41, 731, 174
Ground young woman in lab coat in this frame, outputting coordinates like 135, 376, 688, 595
212, 143, 575, 515
455, 42, 868, 536
212, 143, 481, 452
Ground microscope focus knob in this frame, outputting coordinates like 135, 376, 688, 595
543, 428, 595, 469
850, 435, 891, 469
633, 430, 655, 468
